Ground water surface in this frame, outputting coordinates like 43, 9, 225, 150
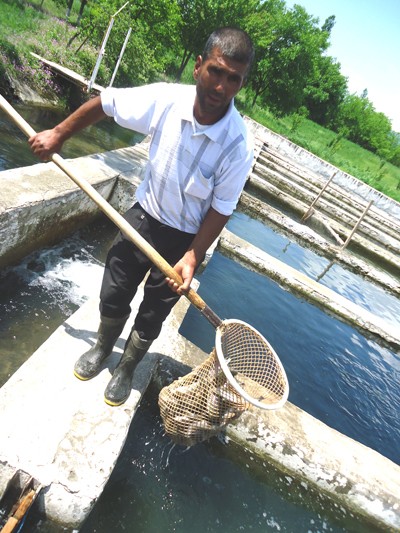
0, 103, 143, 171
228, 211, 400, 329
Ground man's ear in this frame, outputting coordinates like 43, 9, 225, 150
193, 55, 203, 80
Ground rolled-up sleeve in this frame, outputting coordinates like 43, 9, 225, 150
101, 84, 168, 135
211, 132, 254, 216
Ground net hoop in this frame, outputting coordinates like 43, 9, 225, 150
215, 319, 289, 410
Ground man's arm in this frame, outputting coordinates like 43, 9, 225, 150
166, 207, 229, 295
29, 95, 106, 160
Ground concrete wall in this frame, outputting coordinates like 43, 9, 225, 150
1, 141, 398, 351
1, 140, 400, 529
245, 116, 400, 220
1, 294, 399, 530
0, 145, 148, 269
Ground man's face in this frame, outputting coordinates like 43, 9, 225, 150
193, 47, 248, 124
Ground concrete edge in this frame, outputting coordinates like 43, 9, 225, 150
219, 228, 400, 353
0, 280, 198, 526
1, 286, 399, 529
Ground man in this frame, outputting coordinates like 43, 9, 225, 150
29, 27, 255, 406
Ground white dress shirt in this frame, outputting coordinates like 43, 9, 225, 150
101, 82, 253, 233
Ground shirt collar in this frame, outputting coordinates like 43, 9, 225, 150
179, 86, 235, 141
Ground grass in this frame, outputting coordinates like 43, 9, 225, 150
0, 0, 111, 104
237, 95, 400, 203
1, 0, 400, 203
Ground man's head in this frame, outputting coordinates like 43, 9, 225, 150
202, 27, 255, 79
193, 27, 254, 125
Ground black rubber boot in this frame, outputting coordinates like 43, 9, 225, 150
74, 315, 128, 381
104, 330, 152, 406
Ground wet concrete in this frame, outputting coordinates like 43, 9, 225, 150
0, 285, 203, 526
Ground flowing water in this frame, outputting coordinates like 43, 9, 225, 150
1, 104, 399, 532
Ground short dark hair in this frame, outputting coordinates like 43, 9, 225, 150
203, 27, 255, 76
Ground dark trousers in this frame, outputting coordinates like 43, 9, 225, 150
99, 203, 196, 341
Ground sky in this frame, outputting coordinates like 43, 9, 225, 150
284, 0, 400, 132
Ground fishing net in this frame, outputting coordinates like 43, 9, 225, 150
215, 320, 288, 409
158, 320, 289, 447
158, 349, 249, 447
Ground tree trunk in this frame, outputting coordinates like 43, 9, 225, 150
66, 0, 74, 19
175, 50, 192, 82
77, 0, 88, 25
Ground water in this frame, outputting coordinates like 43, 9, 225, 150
228, 210, 400, 330
0, 219, 398, 533
0, 218, 116, 386
2, 219, 398, 467
23, 390, 375, 533
179, 253, 400, 465
0, 103, 143, 171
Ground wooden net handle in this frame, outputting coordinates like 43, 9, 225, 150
0, 95, 210, 314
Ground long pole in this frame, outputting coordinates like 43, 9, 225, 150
87, 1, 130, 92
0, 95, 222, 328
87, 18, 114, 92
339, 200, 373, 251
301, 171, 336, 223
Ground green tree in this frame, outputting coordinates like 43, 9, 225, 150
175, 0, 258, 81
335, 91, 394, 158
245, 0, 285, 106
387, 132, 400, 167
303, 55, 347, 126
247, 3, 332, 115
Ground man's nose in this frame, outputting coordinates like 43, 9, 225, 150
215, 75, 227, 93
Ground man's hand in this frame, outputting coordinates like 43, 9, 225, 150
166, 251, 197, 295
166, 208, 229, 295
28, 95, 105, 161
28, 129, 64, 161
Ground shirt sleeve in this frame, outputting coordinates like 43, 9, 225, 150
100, 83, 169, 135
211, 128, 254, 216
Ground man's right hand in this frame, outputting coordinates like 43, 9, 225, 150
28, 95, 105, 161
28, 129, 64, 161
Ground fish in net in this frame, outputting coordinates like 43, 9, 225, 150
158, 349, 249, 447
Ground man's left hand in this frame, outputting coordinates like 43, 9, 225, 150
166, 252, 197, 295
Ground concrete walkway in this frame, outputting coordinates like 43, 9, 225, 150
0, 287, 203, 526
1, 126, 399, 529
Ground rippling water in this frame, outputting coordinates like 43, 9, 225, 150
228, 210, 400, 329
76, 389, 369, 533
0, 219, 116, 386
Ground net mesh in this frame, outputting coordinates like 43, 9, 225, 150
217, 321, 287, 407
158, 349, 249, 447
158, 320, 288, 446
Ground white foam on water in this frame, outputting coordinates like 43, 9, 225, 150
31, 257, 103, 306
8, 236, 105, 309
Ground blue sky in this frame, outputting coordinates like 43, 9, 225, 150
284, 0, 400, 132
